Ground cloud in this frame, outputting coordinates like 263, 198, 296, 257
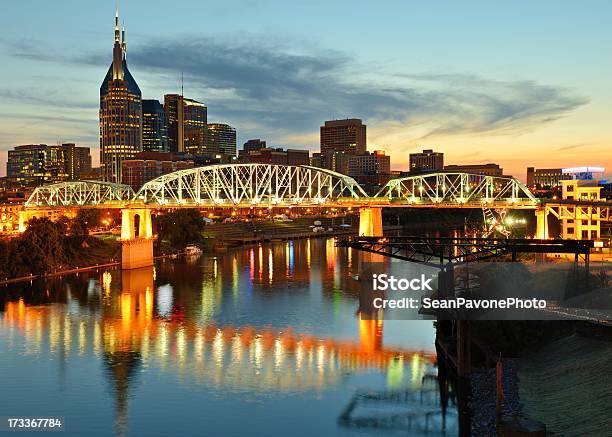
556, 143, 588, 151
122, 36, 588, 144
1, 34, 589, 149
0, 89, 96, 110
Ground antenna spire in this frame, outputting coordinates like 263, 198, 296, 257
115, 9, 120, 43
121, 21, 126, 59
181, 72, 184, 97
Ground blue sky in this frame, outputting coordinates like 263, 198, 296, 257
1, 0, 610, 179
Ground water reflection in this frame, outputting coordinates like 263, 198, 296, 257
1, 238, 454, 436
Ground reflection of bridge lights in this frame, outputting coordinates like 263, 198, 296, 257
296, 342, 304, 369
317, 345, 326, 373
177, 328, 187, 365
102, 271, 112, 297
93, 321, 101, 356
254, 337, 263, 369
387, 356, 404, 389
274, 339, 284, 370
157, 285, 173, 318
142, 327, 150, 361
194, 329, 204, 362
157, 324, 169, 362
78, 320, 86, 356
410, 353, 424, 390
120, 293, 132, 326
232, 335, 242, 363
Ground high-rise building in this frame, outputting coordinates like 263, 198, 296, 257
99, 11, 142, 183
164, 94, 207, 154
142, 100, 168, 153
409, 149, 444, 173
207, 123, 237, 156
320, 119, 366, 156
6, 143, 91, 185
61, 143, 92, 180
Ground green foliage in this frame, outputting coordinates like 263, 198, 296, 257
155, 209, 205, 250
0, 213, 119, 280
10, 217, 67, 276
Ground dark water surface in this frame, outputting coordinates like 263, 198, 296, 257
1, 238, 457, 436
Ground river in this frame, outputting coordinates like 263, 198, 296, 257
0, 238, 458, 437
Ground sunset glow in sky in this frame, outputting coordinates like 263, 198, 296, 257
1, 0, 610, 180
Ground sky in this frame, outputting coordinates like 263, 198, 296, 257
0, 0, 610, 180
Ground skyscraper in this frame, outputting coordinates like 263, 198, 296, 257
142, 100, 168, 153
320, 119, 367, 155
99, 11, 142, 183
6, 143, 91, 185
164, 94, 207, 154
206, 123, 237, 156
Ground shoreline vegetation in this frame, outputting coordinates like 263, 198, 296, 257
0, 209, 362, 286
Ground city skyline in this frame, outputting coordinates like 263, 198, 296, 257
1, 1, 611, 180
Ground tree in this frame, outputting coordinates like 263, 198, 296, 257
155, 209, 205, 250
71, 209, 101, 236
15, 217, 67, 275
0, 239, 10, 278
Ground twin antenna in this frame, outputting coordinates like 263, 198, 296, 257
116, 3, 185, 98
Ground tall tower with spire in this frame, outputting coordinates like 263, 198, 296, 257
100, 10, 142, 183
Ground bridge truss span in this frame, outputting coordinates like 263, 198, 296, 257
340, 236, 593, 268
134, 164, 368, 207
375, 172, 538, 207
25, 181, 135, 207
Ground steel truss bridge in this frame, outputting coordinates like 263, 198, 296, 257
24, 164, 539, 209
339, 236, 594, 268
25, 180, 135, 208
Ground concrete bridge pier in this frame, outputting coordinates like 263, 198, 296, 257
120, 208, 155, 270
358, 207, 383, 237
535, 208, 549, 239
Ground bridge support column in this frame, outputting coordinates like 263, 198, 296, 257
120, 208, 155, 270
535, 208, 548, 239
359, 207, 383, 237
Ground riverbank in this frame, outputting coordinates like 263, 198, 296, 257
436, 319, 612, 435
0, 252, 186, 287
